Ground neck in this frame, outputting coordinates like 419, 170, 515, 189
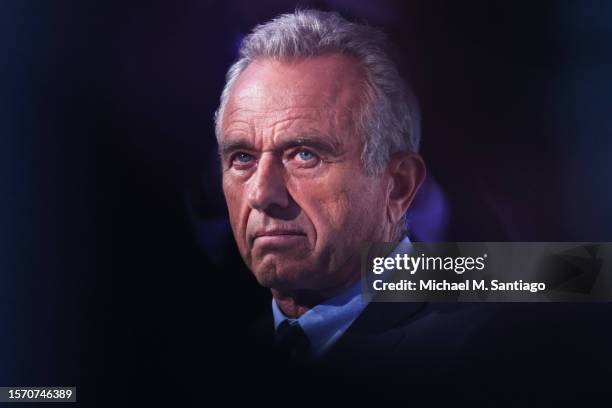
271, 274, 360, 318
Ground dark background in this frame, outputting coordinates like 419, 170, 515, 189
2, 0, 612, 405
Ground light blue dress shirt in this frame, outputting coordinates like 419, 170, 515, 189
272, 236, 412, 357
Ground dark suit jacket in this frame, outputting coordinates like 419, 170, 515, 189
246, 301, 612, 405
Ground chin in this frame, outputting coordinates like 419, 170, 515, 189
251, 262, 314, 291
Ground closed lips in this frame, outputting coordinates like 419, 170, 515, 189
254, 230, 305, 238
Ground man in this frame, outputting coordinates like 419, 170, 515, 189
213, 9, 612, 396
215, 9, 425, 360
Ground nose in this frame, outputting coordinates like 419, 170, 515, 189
247, 154, 289, 211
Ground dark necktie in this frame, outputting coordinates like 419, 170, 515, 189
274, 320, 311, 362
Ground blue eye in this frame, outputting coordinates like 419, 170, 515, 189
297, 150, 315, 161
235, 152, 254, 163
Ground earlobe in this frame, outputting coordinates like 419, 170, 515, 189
386, 152, 426, 223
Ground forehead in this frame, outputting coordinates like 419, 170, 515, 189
221, 53, 366, 141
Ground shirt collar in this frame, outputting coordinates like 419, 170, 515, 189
272, 280, 366, 357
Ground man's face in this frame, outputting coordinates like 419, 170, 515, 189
219, 54, 390, 293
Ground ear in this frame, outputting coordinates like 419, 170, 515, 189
385, 152, 426, 224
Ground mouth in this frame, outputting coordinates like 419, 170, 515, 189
254, 229, 305, 238
251, 230, 307, 246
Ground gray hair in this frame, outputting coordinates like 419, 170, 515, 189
214, 9, 421, 176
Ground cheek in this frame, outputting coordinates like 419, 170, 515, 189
298, 171, 383, 240
318, 188, 351, 228
222, 178, 248, 239
222, 179, 237, 215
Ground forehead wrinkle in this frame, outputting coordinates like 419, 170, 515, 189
267, 108, 352, 150
223, 109, 358, 155
222, 117, 250, 133
226, 103, 329, 125
224, 101, 323, 126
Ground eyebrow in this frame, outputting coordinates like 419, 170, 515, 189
218, 134, 342, 158
218, 139, 253, 158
